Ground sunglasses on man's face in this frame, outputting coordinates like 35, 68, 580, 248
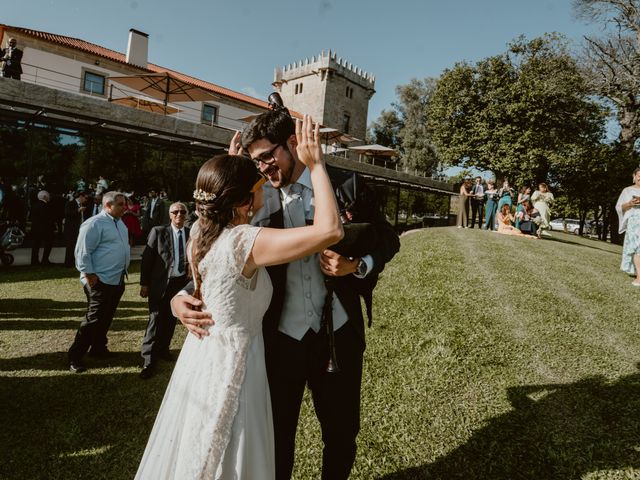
170, 210, 187, 215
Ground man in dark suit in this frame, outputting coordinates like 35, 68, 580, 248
30, 190, 56, 265
139, 202, 190, 379
142, 189, 166, 237
64, 191, 89, 267
172, 107, 399, 480
1, 38, 23, 80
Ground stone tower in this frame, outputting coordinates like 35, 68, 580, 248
273, 50, 375, 141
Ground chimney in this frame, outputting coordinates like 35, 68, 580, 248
126, 28, 148, 68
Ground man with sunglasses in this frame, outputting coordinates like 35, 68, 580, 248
173, 108, 399, 479
138, 202, 190, 379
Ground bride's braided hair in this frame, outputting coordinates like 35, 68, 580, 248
190, 154, 261, 300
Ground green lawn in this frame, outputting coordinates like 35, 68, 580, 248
1, 228, 639, 479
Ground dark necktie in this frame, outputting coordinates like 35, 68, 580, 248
177, 230, 185, 274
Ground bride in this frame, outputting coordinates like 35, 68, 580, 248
135, 115, 343, 479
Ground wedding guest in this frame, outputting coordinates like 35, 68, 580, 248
122, 195, 142, 246
517, 186, 532, 206
30, 190, 55, 265
138, 202, 190, 379
469, 176, 485, 229
531, 182, 554, 237
143, 188, 165, 236
90, 193, 103, 217
68, 192, 130, 373
1, 38, 23, 80
456, 179, 472, 228
615, 167, 640, 287
496, 203, 536, 238
497, 180, 515, 213
515, 198, 539, 236
483, 180, 499, 230
63, 191, 89, 267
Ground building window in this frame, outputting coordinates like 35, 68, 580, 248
343, 113, 351, 134
81, 70, 106, 96
299, 83, 303, 93
346, 86, 354, 98
295, 84, 298, 94
295, 83, 303, 95
201, 104, 218, 125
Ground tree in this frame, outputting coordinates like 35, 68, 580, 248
367, 109, 403, 149
368, 78, 440, 175
394, 78, 440, 174
574, 0, 640, 153
428, 34, 606, 186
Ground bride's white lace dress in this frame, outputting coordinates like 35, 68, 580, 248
135, 224, 274, 479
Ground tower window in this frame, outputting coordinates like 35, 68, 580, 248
343, 113, 351, 134
295, 83, 303, 95
295, 84, 298, 94
346, 86, 353, 98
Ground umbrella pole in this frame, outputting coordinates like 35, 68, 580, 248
164, 77, 170, 115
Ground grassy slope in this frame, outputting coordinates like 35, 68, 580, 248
1, 229, 639, 479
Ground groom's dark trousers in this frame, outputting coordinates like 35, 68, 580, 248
265, 323, 364, 480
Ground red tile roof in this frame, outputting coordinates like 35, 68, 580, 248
1, 24, 271, 111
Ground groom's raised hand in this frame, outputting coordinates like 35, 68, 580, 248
171, 294, 214, 339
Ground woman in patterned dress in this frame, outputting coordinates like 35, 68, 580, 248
616, 167, 640, 287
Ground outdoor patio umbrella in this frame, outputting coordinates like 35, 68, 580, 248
319, 127, 361, 145
108, 72, 219, 112
109, 96, 181, 115
349, 144, 397, 157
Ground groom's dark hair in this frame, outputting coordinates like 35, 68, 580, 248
241, 110, 295, 150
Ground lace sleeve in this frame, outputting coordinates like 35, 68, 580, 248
197, 224, 262, 287
228, 224, 262, 276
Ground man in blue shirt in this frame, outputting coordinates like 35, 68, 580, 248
68, 191, 130, 373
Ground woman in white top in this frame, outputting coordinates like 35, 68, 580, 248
616, 167, 640, 287
135, 115, 343, 479
531, 182, 554, 236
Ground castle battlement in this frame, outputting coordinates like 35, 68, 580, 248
274, 50, 375, 89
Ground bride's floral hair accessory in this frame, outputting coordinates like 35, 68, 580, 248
193, 188, 217, 202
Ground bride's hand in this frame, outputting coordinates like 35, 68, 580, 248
228, 130, 244, 156
295, 115, 322, 170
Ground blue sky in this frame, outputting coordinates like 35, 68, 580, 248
4, 0, 601, 125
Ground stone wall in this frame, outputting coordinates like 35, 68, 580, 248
273, 50, 375, 140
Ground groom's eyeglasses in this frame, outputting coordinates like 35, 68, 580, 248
170, 210, 187, 215
251, 144, 282, 167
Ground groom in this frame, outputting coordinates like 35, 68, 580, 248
172, 107, 399, 479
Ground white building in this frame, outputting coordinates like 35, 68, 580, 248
0, 24, 269, 131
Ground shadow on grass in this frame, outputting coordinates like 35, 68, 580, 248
379, 372, 640, 479
0, 298, 147, 324
0, 369, 171, 479
543, 234, 620, 256
0, 261, 141, 284
0, 265, 80, 284
0, 350, 146, 371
